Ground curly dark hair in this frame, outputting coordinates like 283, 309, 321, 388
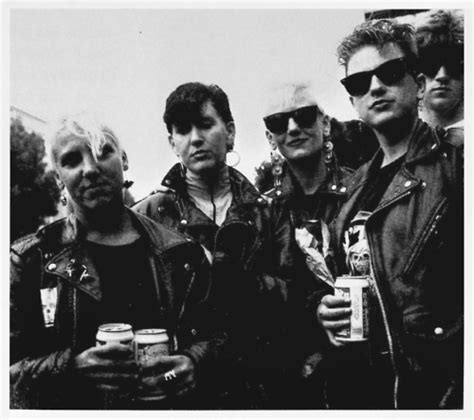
414, 10, 463, 51
163, 82, 234, 134
337, 19, 418, 70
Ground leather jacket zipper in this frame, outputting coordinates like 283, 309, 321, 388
365, 213, 399, 408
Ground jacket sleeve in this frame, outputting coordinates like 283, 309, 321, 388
10, 248, 74, 409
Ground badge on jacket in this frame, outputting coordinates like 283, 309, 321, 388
40, 287, 57, 328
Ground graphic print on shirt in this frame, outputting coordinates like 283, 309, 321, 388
343, 211, 372, 276
40, 287, 57, 328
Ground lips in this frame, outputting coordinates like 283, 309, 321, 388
191, 150, 209, 158
370, 99, 393, 109
82, 183, 108, 194
287, 138, 308, 147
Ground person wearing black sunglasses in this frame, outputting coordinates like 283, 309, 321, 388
260, 82, 354, 407
316, 19, 463, 409
414, 10, 464, 144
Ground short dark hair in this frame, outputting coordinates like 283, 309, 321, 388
163, 82, 234, 134
337, 19, 418, 71
414, 10, 463, 55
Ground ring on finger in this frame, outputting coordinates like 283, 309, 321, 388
164, 369, 177, 382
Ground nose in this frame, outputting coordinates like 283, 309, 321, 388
83, 154, 100, 177
368, 74, 387, 95
190, 126, 204, 146
434, 65, 450, 82
287, 117, 301, 135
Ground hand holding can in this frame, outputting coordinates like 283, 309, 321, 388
317, 294, 352, 347
333, 276, 370, 342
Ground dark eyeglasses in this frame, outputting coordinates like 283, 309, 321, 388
418, 56, 464, 79
340, 57, 412, 97
263, 105, 319, 134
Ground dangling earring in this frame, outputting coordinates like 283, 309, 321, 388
226, 145, 241, 167
60, 194, 67, 206
270, 149, 284, 192
323, 137, 334, 165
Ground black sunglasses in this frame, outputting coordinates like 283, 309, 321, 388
418, 56, 464, 79
341, 57, 412, 97
263, 105, 320, 134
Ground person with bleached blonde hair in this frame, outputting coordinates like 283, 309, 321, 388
10, 113, 224, 409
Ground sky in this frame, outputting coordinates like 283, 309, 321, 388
10, 7, 365, 200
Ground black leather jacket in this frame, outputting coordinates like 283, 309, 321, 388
134, 164, 320, 408
331, 120, 463, 408
10, 209, 225, 409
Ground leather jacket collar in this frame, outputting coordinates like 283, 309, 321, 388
274, 160, 350, 203
161, 163, 266, 207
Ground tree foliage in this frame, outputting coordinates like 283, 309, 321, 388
10, 119, 60, 241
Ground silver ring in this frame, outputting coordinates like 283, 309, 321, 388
164, 369, 177, 382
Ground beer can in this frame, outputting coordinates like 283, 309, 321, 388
134, 329, 169, 365
334, 276, 370, 342
96, 323, 134, 346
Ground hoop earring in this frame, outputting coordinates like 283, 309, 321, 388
226, 150, 241, 167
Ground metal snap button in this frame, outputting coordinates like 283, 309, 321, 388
434, 327, 444, 335
404, 181, 412, 187
47, 263, 57, 271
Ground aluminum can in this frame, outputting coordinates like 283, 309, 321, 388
334, 276, 370, 342
96, 323, 134, 346
134, 329, 169, 365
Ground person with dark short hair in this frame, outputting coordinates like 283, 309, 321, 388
414, 9, 464, 145
316, 19, 463, 409
135, 82, 309, 408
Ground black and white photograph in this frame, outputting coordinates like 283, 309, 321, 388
3, 1, 469, 417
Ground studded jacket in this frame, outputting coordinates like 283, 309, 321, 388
133, 164, 322, 408
330, 120, 463, 408
10, 209, 225, 409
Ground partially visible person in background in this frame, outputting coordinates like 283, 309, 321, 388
414, 9, 464, 145
10, 113, 224, 409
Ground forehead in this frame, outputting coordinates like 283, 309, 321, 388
346, 43, 405, 76
200, 101, 221, 119
265, 87, 319, 116
52, 132, 116, 156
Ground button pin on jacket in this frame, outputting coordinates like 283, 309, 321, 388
404, 181, 412, 188
47, 263, 57, 271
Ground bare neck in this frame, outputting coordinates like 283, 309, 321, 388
373, 117, 417, 167
420, 102, 464, 128
74, 204, 140, 246
287, 154, 327, 195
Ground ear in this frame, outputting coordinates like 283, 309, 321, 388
54, 172, 64, 190
226, 121, 236, 151
265, 130, 277, 150
322, 115, 331, 137
122, 150, 129, 172
416, 73, 426, 101
168, 134, 179, 157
